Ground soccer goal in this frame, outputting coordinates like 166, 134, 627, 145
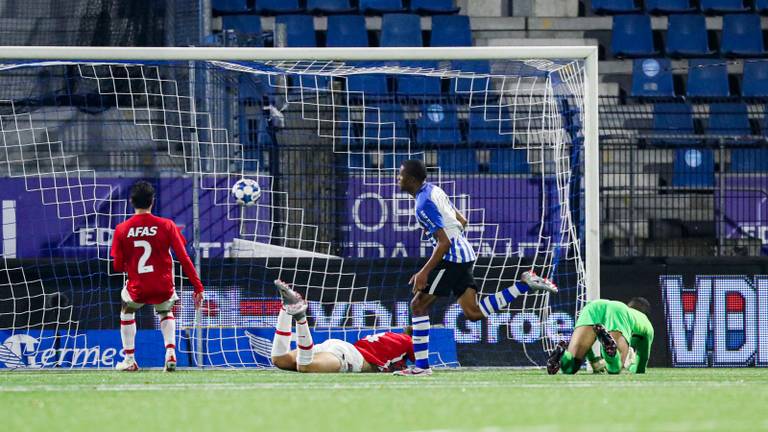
0, 46, 598, 369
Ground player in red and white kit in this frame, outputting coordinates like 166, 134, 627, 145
270, 280, 414, 373
110, 181, 204, 372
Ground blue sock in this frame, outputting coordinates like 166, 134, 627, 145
479, 282, 529, 317
412, 315, 430, 369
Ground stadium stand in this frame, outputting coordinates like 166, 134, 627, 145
326, 14, 369, 47
467, 106, 514, 146
721, 14, 765, 56
652, 103, 696, 145
306, 0, 357, 15
450, 60, 491, 96
672, 148, 715, 187
666, 14, 713, 58
488, 149, 530, 174
396, 61, 443, 99
212, 0, 249, 14
645, 0, 696, 14
437, 149, 478, 173
410, 0, 461, 15
731, 148, 768, 172
380, 14, 422, 47
363, 103, 409, 141
255, 0, 304, 15
274, 15, 317, 47
686, 59, 730, 97
611, 15, 657, 57
699, 0, 749, 13
706, 102, 753, 138
742, 61, 768, 97
591, 0, 641, 15
358, 0, 406, 15
631, 58, 675, 97
221, 15, 264, 46
430, 15, 472, 47
416, 102, 462, 145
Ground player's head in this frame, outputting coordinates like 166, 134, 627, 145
130, 180, 155, 211
403, 326, 413, 337
399, 159, 427, 194
628, 297, 651, 316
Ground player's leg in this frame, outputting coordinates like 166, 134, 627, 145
297, 352, 343, 373
116, 287, 142, 371
600, 330, 630, 374
457, 287, 485, 321
476, 271, 558, 318
155, 293, 179, 372
547, 325, 596, 375
271, 279, 305, 371
394, 291, 437, 376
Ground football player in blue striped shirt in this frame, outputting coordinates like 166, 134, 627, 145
394, 159, 558, 376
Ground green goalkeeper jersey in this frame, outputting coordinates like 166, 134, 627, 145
575, 299, 654, 373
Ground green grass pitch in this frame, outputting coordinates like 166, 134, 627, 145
2, 368, 767, 432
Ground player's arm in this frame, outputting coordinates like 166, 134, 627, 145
410, 228, 451, 293
455, 209, 468, 230
630, 333, 652, 374
110, 226, 125, 272
169, 223, 205, 307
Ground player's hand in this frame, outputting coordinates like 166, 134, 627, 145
409, 271, 428, 294
193, 291, 204, 310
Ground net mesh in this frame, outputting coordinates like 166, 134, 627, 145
0, 56, 587, 368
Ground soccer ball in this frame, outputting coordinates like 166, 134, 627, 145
231, 178, 261, 206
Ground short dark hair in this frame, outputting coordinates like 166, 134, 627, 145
628, 297, 651, 316
401, 159, 427, 182
130, 180, 155, 210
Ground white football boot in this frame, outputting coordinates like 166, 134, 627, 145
392, 366, 433, 377
164, 349, 177, 372
275, 279, 308, 320
115, 356, 139, 372
521, 271, 558, 294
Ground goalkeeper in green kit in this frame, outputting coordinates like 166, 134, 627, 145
547, 297, 654, 375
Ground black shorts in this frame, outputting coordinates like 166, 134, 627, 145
425, 261, 477, 298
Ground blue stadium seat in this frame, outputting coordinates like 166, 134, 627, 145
411, 0, 460, 15
363, 104, 409, 142
687, 59, 729, 98
721, 14, 765, 57
307, 0, 356, 14
742, 61, 768, 98
468, 107, 513, 145
381, 14, 422, 47
707, 103, 752, 138
488, 149, 529, 174
347, 72, 390, 97
672, 148, 714, 188
731, 149, 768, 172
645, 0, 696, 14
653, 103, 696, 145
359, 0, 406, 14
438, 150, 478, 173
666, 15, 712, 58
417, 103, 462, 145
758, 0, 768, 13
592, 0, 640, 14
451, 61, 491, 96
631, 58, 675, 97
396, 62, 442, 99
381, 152, 419, 170
699, 0, 748, 13
430, 15, 472, 47
255, 0, 303, 15
222, 15, 264, 47
212, 0, 249, 14
326, 15, 368, 47
275, 15, 316, 47
611, 15, 657, 58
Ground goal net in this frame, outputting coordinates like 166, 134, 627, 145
0, 47, 597, 369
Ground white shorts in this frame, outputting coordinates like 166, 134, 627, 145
121, 287, 179, 312
313, 339, 365, 373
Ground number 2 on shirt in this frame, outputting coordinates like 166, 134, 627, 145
134, 240, 154, 274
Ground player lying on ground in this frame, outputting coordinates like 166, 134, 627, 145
547, 297, 654, 375
396, 159, 558, 376
110, 181, 205, 372
270, 280, 415, 373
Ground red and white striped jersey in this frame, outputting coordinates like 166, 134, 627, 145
353, 332, 415, 372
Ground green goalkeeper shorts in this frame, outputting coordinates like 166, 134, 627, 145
574, 299, 633, 342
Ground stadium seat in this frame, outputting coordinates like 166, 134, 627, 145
359, 0, 406, 14
721, 14, 765, 57
254, 0, 303, 15
467, 107, 513, 145
347, 72, 390, 97
653, 103, 696, 145
611, 15, 657, 58
672, 148, 714, 188
363, 104, 409, 142
591, 0, 640, 14
742, 61, 768, 98
212, 0, 249, 14
645, 0, 696, 14
686, 59, 729, 98
326, 15, 368, 47
731, 149, 768, 172
699, 0, 748, 13
450, 60, 491, 96
758, 0, 768, 13
221, 15, 264, 47
410, 0, 460, 15
707, 103, 752, 138
380, 14, 422, 47
416, 102, 462, 145
488, 149, 529, 174
430, 15, 472, 47
274, 15, 316, 47
306, 0, 356, 15
396, 62, 442, 99
631, 58, 675, 97
666, 15, 713, 58
438, 149, 478, 173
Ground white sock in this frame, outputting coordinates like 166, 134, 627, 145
120, 312, 136, 358
295, 319, 314, 366
159, 312, 176, 353
271, 308, 293, 358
